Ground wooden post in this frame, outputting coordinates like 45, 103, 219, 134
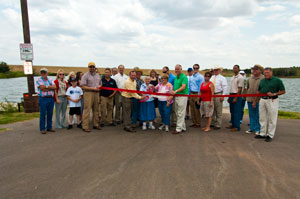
20, 0, 35, 95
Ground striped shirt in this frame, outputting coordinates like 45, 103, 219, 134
36, 77, 55, 97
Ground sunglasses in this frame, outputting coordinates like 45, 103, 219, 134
205, 75, 211, 77
89, 66, 95, 68
59, 73, 64, 76
40, 71, 47, 74
193, 68, 199, 70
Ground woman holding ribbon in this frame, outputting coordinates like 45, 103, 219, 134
139, 76, 156, 130
198, 72, 215, 132
155, 74, 173, 132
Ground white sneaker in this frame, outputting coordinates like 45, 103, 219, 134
165, 126, 169, 132
255, 131, 260, 135
142, 126, 147, 131
149, 125, 155, 130
158, 125, 165, 130
245, 130, 254, 134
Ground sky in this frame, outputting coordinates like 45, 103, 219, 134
0, 0, 300, 70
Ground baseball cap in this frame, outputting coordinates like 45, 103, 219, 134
70, 77, 77, 82
239, 71, 245, 74
88, 62, 96, 67
40, 68, 48, 73
188, 68, 193, 72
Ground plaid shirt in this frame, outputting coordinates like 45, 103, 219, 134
36, 77, 55, 97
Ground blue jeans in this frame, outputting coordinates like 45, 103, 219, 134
158, 101, 172, 126
240, 99, 246, 123
247, 102, 260, 132
229, 97, 242, 130
39, 97, 55, 131
131, 98, 140, 125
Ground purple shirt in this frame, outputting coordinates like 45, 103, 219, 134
36, 77, 55, 97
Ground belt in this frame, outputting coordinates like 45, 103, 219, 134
214, 92, 222, 94
262, 96, 278, 100
84, 90, 99, 93
190, 91, 198, 94
230, 93, 237, 95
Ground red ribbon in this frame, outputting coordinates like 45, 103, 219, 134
100, 87, 267, 98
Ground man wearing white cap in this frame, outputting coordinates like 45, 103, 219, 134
36, 68, 56, 134
210, 66, 228, 130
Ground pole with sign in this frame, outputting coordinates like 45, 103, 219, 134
20, 0, 35, 95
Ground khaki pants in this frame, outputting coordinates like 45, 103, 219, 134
82, 91, 100, 129
175, 97, 187, 132
100, 96, 114, 124
259, 98, 279, 138
171, 102, 177, 124
115, 92, 122, 122
122, 96, 133, 129
189, 93, 201, 126
212, 93, 223, 128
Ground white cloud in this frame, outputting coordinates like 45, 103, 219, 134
289, 15, 300, 27
0, 0, 299, 69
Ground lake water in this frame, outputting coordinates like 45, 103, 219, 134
0, 76, 299, 112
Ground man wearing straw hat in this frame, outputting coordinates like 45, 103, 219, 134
210, 65, 228, 130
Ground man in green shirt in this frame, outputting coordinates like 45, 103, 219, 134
254, 67, 285, 142
171, 64, 189, 134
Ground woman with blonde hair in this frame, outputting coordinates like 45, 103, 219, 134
54, 69, 69, 128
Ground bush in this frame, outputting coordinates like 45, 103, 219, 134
0, 61, 10, 73
0, 98, 20, 113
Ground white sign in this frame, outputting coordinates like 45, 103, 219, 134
20, 43, 33, 60
24, 61, 33, 74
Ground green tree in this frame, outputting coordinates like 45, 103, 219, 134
0, 62, 10, 73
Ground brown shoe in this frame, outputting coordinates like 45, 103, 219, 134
124, 127, 136, 133
47, 129, 55, 132
41, 131, 46, 134
93, 126, 102, 130
189, 124, 197, 127
226, 125, 233, 129
231, 128, 240, 132
194, 124, 201, 128
82, 129, 91, 133
172, 130, 180, 134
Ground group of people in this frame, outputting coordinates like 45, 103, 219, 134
36, 62, 285, 142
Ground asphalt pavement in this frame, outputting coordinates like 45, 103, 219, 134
0, 113, 300, 199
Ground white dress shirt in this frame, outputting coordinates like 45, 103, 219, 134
210, 74, 228, 94
113, 73, 128, 89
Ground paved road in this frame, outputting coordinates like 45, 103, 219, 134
0, 113, 300, 199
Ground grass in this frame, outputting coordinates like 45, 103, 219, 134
244, 109, 300, 120
0, 112, 40, 125
0, 71, 27, 79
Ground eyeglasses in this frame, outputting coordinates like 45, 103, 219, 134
89, 66, 95, 69
162, 71, 167, 73
205, 75, 211, 78
193, 68, 199, 70
59, 74, 64, 76
40, 71, 47, 74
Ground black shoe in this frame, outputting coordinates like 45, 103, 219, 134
214, 127, 221, 130
210, 125, 214, 128
77, 124, 82, 129
67, 125, 73, 130
108, 123, 116, 126
265, 136, 273, 142
100, 123, 105, 127
255, 135, 266, 139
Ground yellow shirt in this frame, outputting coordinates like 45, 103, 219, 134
121, 78, 141, 99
